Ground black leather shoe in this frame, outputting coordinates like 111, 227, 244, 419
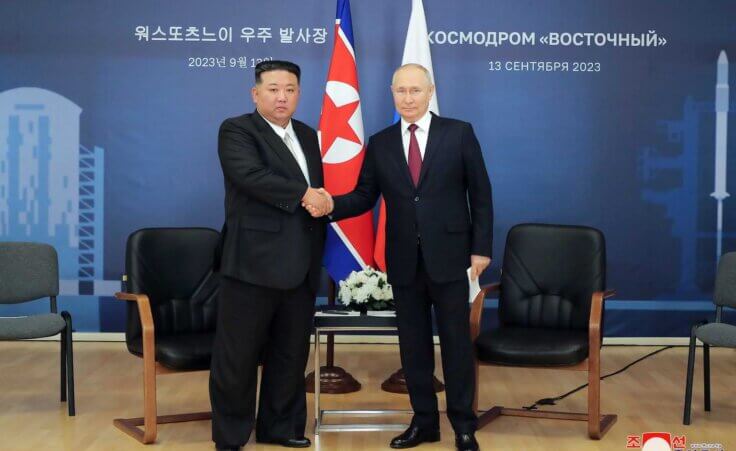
455, 433, 479, 451
256, 437, 311, 448
215, 446, 241, 451
390, 425, 441, 449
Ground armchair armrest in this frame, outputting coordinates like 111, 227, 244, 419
115, 291, 155, 357
114, 291, 158, 442
115, 292, 152, 303
589, 290, 615, 351
470, 283, 500, 342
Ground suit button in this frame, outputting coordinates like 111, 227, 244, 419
414, 196, 420, 202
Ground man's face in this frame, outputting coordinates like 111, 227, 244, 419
252, 69, 300, 127
391, 67, 434, 124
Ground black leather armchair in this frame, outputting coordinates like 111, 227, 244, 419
114, 227, 220, 444
470, 224, 616, 439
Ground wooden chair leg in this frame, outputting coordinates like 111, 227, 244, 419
114, 370, 157, 443
142, 347, 157, 442
473, 358, 480, 414
114, 412, 212, 445
477, 406, 503, 429
587, 357, 601, 438
114, 331, 158, 443
112, 361, 211, 445
474, 368, 616, 438
585, 292, 617, 440
587, 344, 616, 439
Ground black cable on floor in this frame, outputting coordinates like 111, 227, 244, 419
522, 345, 675, 410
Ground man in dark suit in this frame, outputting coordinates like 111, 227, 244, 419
306, 64, 492, 451
210, 60, 330, 451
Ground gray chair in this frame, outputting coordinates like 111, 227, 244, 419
0, 242, 75, 416
683, 251, 736, 424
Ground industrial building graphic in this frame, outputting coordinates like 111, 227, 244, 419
0, 87, 105, 295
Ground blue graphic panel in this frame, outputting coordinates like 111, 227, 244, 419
1, 1, 735, 335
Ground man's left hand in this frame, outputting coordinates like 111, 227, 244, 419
470, 255, 491, 281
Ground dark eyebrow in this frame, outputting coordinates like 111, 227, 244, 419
265, 83, 298, 88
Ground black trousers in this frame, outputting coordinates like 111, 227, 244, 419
209, 275, 315, 447
392, 249, 478, 434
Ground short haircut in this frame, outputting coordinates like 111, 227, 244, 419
255, 60, 301, 84
391, 63, 433, 86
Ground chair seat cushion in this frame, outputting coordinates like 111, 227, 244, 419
128, 332, 214, 371
0, 313, 67, 339
695, 322, 736, 347
475, 326, 589, 366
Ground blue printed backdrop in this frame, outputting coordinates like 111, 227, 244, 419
1, 1, 735, 334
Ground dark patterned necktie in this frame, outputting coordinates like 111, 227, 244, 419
407, 123, 422, 186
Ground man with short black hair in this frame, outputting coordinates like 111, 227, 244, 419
209, 60, 330, 450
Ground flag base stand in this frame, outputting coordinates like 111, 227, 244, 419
306, 278, 362, 394
306, 366, 362, 394
381, 368, 445, 394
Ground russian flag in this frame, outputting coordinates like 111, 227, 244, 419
319, 0, 375, 282
374, 0, 439, 270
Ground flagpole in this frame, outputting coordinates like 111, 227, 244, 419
381, 0, 445, 395
712, 50, 729, 265
306, 0, 370, 395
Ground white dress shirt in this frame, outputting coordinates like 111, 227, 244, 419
400, 110, 432, 162
260, 112, 311, 185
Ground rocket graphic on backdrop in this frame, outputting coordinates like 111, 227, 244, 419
712, 50, 729, 262
638, 49, 733, 296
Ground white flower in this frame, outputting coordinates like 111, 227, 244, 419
354, 285, 371, 303
371, 287, 384, 300
338, 282, 352, 306
383, 285, 393, 299
337, 268, 394, 309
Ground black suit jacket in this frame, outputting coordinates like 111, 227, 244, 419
217, 111, 326, 292
331, 114, 493, 286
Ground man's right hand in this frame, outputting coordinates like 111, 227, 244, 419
301, 187, 333, 217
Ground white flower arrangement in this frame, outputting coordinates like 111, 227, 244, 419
338, 267, 394, 311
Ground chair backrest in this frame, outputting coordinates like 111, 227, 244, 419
714, 252, 736, 309
124, 228, 220, 347
0, 242, 59, 304
498, 224, 606, 331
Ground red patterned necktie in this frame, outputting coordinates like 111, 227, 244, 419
407, 123, 422, 186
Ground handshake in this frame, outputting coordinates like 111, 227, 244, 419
301, 187, 334, 218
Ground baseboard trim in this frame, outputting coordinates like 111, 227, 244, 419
22, 333, 699, 346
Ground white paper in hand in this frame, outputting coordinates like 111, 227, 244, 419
467, 267, 481, 304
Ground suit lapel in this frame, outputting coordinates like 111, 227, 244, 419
387, 122, 415, 189
251, 111, 307, 184
417, 113, 445, 188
